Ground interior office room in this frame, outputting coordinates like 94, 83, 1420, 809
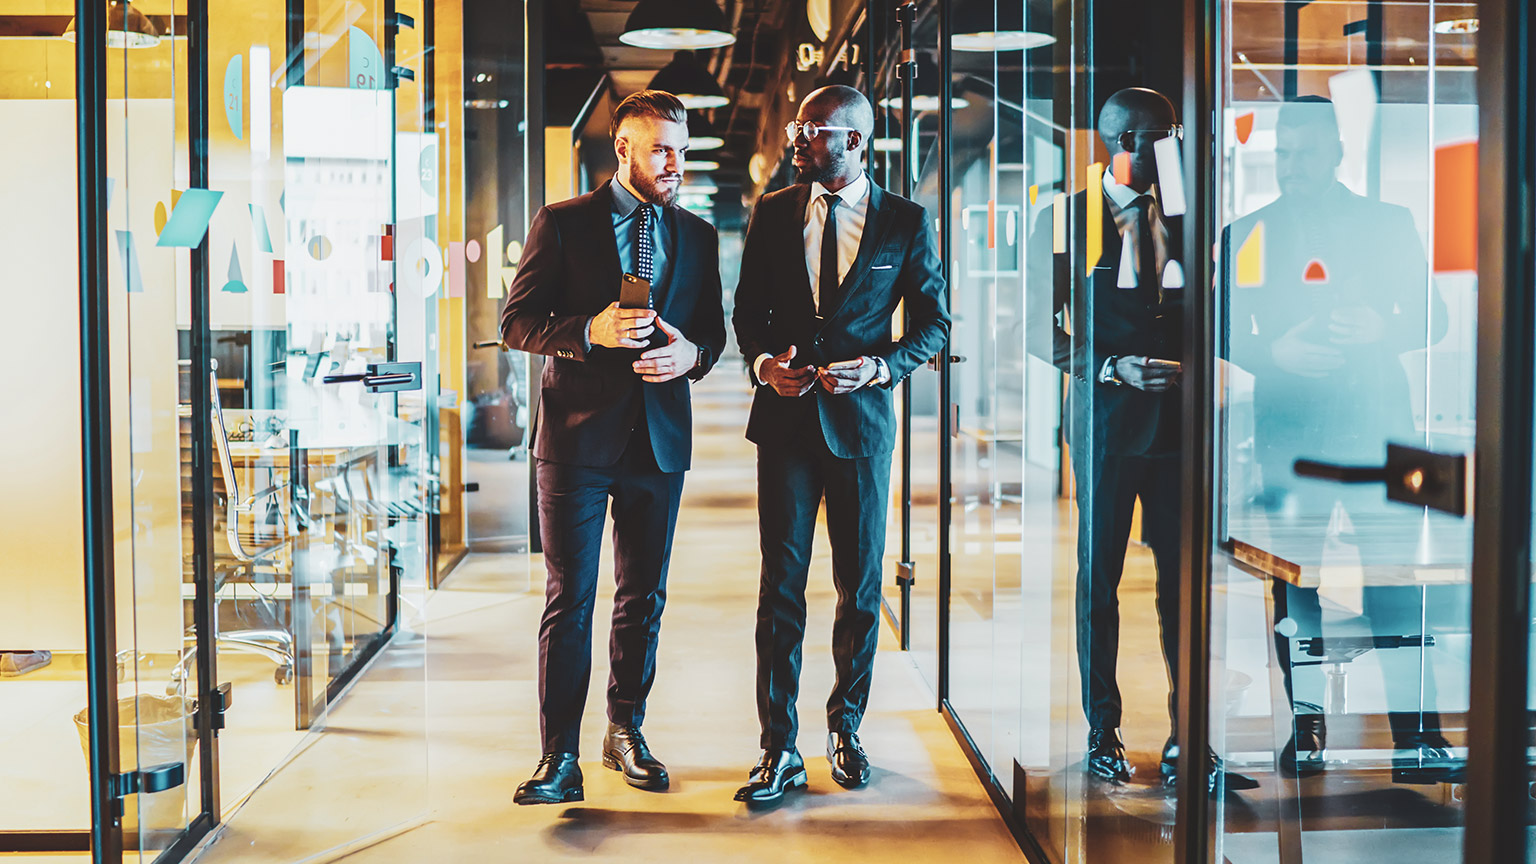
3, 0, 1536, 863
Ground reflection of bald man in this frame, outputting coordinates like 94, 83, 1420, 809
1028, 88, 1255, 792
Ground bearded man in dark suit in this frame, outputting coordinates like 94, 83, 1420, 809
501, 89, 726, 805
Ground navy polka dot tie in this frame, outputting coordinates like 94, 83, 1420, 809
635, 204, 655, 299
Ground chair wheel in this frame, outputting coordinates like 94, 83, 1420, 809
275, 664, 294, 685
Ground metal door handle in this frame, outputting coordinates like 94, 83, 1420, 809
322, 361, 422, 392
472, 340, 503, 349
1294, 442, 1467, 516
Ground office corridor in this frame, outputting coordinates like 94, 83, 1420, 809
187, 369, 1022, 863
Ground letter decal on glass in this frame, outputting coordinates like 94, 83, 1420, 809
156, 188, 223, 248
224, 55, 243, 140
1235, 111, 1255, 145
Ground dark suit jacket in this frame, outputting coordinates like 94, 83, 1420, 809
1222, 184, 1447, 468
734, 181, 950, 459
500, 181, 726, 473
1027, 187, 1183, 458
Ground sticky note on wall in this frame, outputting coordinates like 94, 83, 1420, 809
1434, 140, 1477, 274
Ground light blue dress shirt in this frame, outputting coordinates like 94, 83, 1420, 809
611, 176, 672, 293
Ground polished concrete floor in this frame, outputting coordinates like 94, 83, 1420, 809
182, 370, 1025, 863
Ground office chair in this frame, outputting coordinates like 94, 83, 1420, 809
169, 360, 296, 692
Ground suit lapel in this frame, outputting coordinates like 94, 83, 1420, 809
590, 181, 623, 297
657, 206, 686, 321
819, 182, 895, 325
788, 184, 816, 317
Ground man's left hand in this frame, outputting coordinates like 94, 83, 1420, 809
633, 317, 697, 383
817, 356, 878, 395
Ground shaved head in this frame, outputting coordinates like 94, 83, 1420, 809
1097, 87, 1177, 151
792, 85, 874, 189
802, 85, 875, 139
1097, 87, 1177, 193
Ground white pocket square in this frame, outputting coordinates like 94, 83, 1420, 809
872, 264, 894, 271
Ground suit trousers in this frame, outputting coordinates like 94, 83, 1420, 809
534, 414, 685, 755
1072, 447, 1182, 732
754, 409, 892, 750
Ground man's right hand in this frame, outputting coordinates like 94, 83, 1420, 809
589, 302, 656, 349
760, 345, 816, 397
1114, 355, 1180, 392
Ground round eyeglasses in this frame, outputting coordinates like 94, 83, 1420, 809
1116, 124, 1184, 153
785, 120, 858, 143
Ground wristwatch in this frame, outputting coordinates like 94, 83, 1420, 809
1099, 355, 1123, 386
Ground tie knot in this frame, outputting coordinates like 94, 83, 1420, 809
1130, 194, 1154, 213
638, 203, 653, 223
822, 192, 841, 211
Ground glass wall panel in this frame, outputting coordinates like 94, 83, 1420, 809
0, 7, 99, 848
1210, 3, 1476, 862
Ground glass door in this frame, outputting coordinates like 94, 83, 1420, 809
1208, 2, 1477, 861
186, 0, 430, 858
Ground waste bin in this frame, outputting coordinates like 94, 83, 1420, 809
74, 695, 196, 835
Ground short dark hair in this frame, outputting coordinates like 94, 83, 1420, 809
610, 89, 687, 139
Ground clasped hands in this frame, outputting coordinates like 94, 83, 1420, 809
760, 345, 878, 397
589, 302, 697, 383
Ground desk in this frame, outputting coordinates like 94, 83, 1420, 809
1227, 511, 1471, 588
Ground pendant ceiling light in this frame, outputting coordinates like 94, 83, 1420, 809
953, 1, 1055, 52
687, 113, 724, 152
648, 50, 729, 109
878, 54, 969, 113
621, 0, 736, 50
63, 0, 162, 48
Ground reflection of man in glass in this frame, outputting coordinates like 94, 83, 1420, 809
1224, 96, 1455, 781
1029, 88, 1255, 792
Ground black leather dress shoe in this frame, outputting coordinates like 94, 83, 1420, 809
602, 723, 669, 790
827, 731, 871, 788
1160, 738, 1260, 793
1278, 713, 1327, 778
514, 752, 583, 805
733, 749, 807, 805
1086, 728, 1131, 784
1391, 734, 1465, 785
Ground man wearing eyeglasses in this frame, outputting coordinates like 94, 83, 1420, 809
732, 85, 949, 805
1027, 87, 1256, 793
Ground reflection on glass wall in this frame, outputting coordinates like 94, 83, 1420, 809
1212, 2, 1475, 862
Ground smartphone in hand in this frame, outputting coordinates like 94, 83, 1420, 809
619, 273, 652, 310
1145, 358, 1181, 372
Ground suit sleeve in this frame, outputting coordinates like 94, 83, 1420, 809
1025, 203, 1071, 373
731, 200, 774, 379
875, 205, 951, 387
500, 206, 593, 359
686, 223, 728, 380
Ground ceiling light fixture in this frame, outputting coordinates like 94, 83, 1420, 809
878, 54, 969, 112
63, 0, 162, 49
953, 1, 1054, 52
684, 159, 720, 171
687, 113, 724, 151
648, 50, 729, 109
621, 0, 736, 50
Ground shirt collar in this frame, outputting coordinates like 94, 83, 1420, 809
810, 171, 870, 208
1102, 168, 1153, 211
611, 174, 649, 218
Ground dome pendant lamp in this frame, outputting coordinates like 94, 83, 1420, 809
621, 0, 736, 51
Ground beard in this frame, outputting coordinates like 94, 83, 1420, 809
795, 148, 847, 185
630, 169, 680, 206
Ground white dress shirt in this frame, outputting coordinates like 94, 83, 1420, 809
804, 173, 871, 309
754, 172, 888, 388
1098, 168, 1170, 384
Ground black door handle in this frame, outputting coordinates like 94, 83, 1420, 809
322, 361, 422, 392
472, 340, 503, 349
1293, 442, 1467, 516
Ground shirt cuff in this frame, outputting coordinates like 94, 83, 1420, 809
871, 356, 890, 386
1098, 356, 1119, 385
752, 353, 773, 386
583, 316, 594, 352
